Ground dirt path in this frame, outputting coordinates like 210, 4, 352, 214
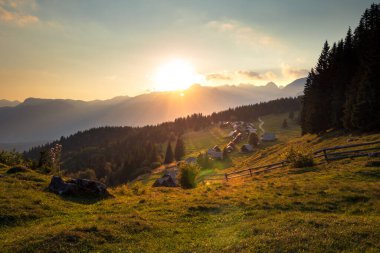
258, 117, 265, 133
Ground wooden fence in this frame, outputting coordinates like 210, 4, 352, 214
220, 139, 380, 181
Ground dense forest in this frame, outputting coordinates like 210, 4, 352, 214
301, 3, 380, 134
26, 97, 300, 185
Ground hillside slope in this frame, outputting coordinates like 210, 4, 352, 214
1, 132, 379, 252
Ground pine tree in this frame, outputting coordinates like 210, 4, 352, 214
316, 41, 331, 74
301, 3, 380, 134
164, 141, 174, 164
174, 137, 185, 161
301, 70, 317, 134
149, 143, 159, 163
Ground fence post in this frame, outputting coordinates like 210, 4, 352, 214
249, 168, 252, 177
225, 173, 228, 181
323, 149, 329, 162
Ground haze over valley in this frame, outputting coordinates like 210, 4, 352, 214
0, 78, 305, 148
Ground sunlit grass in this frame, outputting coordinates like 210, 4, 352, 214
0, 130, 379, 252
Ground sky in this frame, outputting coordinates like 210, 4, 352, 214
0, 0, 376, 101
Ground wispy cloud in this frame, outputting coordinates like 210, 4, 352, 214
237, 70, 261, 79
205, 69, 277, 85
237, 70, 277, 80
207, 19, 279, 48
0, 0, 38, 26
281, 63, 308, 79
206, 73, 232, 81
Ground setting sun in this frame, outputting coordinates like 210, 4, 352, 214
154, 59, 203, 91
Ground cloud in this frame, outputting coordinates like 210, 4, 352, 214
237, 70, 277, 80
237, 70, 261, 79
207, 20, 279, 48
281, 63, 308, 79
205, 70, 278, 85
0, 0, 38, 26
206, 73, 232, 81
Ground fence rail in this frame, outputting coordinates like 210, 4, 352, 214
217, 139, 380, 181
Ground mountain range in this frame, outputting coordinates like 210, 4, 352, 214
0, 99, 20, 107
0, 78, 306, 149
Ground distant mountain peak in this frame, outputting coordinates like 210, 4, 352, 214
0, 99, 20, 108
265, 82, 278, 88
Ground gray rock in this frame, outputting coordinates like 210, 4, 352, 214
153, 171, 178, 187
49, 176, 109, 197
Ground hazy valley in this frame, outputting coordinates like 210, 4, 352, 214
0, 79, 305, 148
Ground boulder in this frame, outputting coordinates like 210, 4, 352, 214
153, 171, 178, 187
49, 176, 109, 197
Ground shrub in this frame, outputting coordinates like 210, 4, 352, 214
284, 146, 314, 168
79, 169, 97, 180
0, 150, 24, 166
178, 163, 200, 189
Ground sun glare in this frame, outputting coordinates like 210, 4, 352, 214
154, 59, 202, 91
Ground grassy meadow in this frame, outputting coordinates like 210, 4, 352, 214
0, 114, 379, 252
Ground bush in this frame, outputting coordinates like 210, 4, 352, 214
0, 150, 24, 166
77, 169, 96, 180
284, 146, 314, 168
178, 163, 200, 189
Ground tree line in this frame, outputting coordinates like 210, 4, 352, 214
301, 3, 380, 134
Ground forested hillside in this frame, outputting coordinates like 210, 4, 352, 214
26, 97, 301, 185
301, 3, 380, 134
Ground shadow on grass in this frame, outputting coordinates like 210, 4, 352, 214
356, 169, 380, 180
45, 189, 114, 205
0, 214, 40, 227
58, 195, 108, 205
288, 167, 320, 174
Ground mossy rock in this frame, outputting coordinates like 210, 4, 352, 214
6, 165, 29, 174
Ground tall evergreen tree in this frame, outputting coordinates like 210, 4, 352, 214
174, 137, 185, 161
302, 3, 380, 134
164, 141, 174, 164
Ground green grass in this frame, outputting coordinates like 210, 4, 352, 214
256, 112, 301, 143
182, 127, 230, 157
0, 129, 380, 252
